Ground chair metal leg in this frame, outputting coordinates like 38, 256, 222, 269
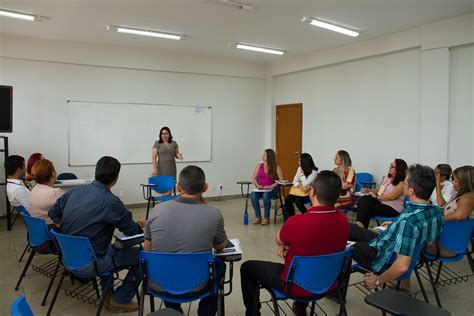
310, 302, 316, 315
138, 287, 145, 316
96, 275, 113, 316
92, 278, 101, 300
47, 269, 67, 316
15, 248, 36, 290
41, 258, 61, 306
18, 244, 30, 262
435, 261, 443, 285
425, 262, 442, 308
414, 268, 430, 303
271, 297, 280, 316
150, 295, 155, 312
337, 287, 348, 316
146, 198, 152, 220
467, 249, 474, 273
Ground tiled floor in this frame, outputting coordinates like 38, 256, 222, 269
1, 197, 473, 315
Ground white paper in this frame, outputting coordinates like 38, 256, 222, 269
275, 180, 292, 185
346, 241, 356, 248
115, 233, 145, 241
252, 188, 272, 193
214, 238, 242, 256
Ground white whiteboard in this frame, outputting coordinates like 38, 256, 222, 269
68, 101, 212, 166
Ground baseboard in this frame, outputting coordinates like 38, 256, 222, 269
125, 194, 242, 208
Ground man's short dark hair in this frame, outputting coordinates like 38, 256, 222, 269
179, 165, 205, 195
436, 164, 452, 180
311, 170, 342, 206
4, 155, 25, 176
406, 164, 436, 200
95, 156, 121, 186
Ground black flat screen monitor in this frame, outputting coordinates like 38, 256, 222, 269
0, 85, 13, 133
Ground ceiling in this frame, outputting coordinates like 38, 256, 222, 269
0, 0, 473, 62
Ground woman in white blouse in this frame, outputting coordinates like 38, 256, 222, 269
282, 153, 318, 221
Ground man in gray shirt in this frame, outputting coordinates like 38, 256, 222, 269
144, 165, 227, 315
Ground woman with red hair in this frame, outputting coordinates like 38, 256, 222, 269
355, 159, 408, 228
27, 153, 44, 175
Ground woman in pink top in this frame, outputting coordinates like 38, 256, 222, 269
27, 159, 64, 225
250, 149, 283, 225
355, 159, 407, 228
427, 165, 474, 257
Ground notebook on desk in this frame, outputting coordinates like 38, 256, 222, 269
214, 238, 242, 256
114, 233, 144, 241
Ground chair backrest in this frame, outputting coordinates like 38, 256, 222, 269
437, 219, 474, 255
385, 243, 425, 281
22, 214, 51, 247
50, 230, 97, 271
17, 205, 30, 216
355, 172, 373, 192
57, 172, 78, 180
148, 176, 176, 194
11, 295, 33, 316
287, 248, 352, 295
140, 251, 215, 296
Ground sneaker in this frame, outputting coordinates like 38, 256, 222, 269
105, 298, 139, 313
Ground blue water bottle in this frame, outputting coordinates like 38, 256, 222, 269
244, 212, 248, 225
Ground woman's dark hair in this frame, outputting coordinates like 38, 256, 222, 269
158, 127, 173, 143
389, 158, 408, 186
436, 164, 452, 180
337, 150, 352, 169
300, 153, 318, 177
95, 156, 121, 186
265, 149, 278, 181
452, 166, 474, 199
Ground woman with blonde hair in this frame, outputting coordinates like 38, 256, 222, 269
27, 159, 64, 225
249, 149, 283, 225
333, 150, 356, 208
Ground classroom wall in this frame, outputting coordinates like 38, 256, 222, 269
0, 35, 267, 205
268, 13, 474, 181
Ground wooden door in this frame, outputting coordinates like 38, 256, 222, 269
275, 104, 302, 188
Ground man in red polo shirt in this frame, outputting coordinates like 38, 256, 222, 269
240, 170, 349, 316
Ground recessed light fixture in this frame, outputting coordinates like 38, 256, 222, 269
218, 0, 253, 11
229, 42, 285, 55
301, 16, 359, 37
107, 25, 183, 40
0, 8, 41, 21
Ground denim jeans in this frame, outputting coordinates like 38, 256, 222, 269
164, 257, 226, 316
72, 245, 141, 304
249, 188, 278, 218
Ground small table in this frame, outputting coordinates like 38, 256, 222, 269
236, 181, 252, 198
365, 288, 451, 316
219, 253, 242, 316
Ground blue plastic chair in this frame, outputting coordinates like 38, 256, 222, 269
421, 219, 474, 308
138, 251, 222, 316
47, 230, 114, 316
355, 172, 376, 192
143, 176, 178, 219
14, 214, 59, 307
57, 172, 78, 180
261, 248, 352, 316
17, 206, 31, 263
11, 295, 33, 316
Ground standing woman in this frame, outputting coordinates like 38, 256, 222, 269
250, 149, 283, 225
151, 127, 183, 179
283, 153, 318, 221
333, 150, 356, 208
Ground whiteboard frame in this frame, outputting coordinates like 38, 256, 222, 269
67, 100, 212, 166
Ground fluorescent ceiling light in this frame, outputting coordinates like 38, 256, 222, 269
230, 42, 284, 55
0, 9, 38, 21
301, 16, 359, 37
107, 25, 183, 40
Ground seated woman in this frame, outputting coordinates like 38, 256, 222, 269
283, 153, 318, 222
250, 149, 283, 226
27, 159, 64, 225
427, 165, 474, 257
333, 150, 356, 208
431, 163, 457, 208
26, 152, 44, 189
355, 159, 407, 228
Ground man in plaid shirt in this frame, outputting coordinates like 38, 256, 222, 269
349, 164, 444, 289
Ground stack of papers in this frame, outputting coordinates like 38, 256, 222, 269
114, 233, 144, 241
346, 241, 356, 248
252, 188, 272, 193
372, 226, 387, 233
276, 180, 292, 186
214, 238, 242, 256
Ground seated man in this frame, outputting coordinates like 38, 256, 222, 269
431, 163, 456, 207
240, 170, 349, 316
49, 156, 144, 313
5, 155, 30, 211
349, 164, 444, 290
144, 165, 228, 316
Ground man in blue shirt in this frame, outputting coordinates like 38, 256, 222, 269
49, 156, 144, 312
349, 164, 444, 290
